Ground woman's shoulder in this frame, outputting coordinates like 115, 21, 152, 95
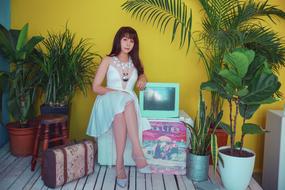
100, 56, 113, 66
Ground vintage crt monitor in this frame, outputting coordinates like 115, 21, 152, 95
139, 82, 179, 119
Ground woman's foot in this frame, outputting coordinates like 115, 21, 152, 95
117, 178, 128, 188
132, 150, 147, 168
137, 165, 152, 174
132, 153, 152, 174
116, 163, 127, 187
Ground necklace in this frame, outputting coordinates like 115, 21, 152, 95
113, 56, 133, 82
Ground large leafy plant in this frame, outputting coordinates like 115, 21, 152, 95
197, 0, 285, 116
184, 92, 223, 170
0, 23, 43, 125
201, 48, 281, 155
122, 0, 285, 117
35, 27, 100, 106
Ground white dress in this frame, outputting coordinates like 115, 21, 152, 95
86, 56, 151, 140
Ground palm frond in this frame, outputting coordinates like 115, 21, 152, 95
198, 0, 240, 51
231, 0, 285, 28
122, 0, 192, 51
198, 0, 238, 31
242, 25, 285, 71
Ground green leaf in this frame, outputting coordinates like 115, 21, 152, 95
22, 36, 44, 56
242, 73, 281, 104
234, 141, 242, 148
242, 123, 267, 135
200, 81, 218, 92
211, 134, 218, 173
0, 24, 15, 60
223, 49, 254, 78
224, 83, 235, 97
237, 87, 249, 97
220, 122, 232, 135
239, 104, 260, 119
242, 96, 280, 105
213, 110, 223, 129
199, 91, 206, 131
218, 69, 241, 87
16, 23, 29, 51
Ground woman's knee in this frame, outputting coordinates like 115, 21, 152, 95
125, 100, 135, 111
113, 113, 126, 125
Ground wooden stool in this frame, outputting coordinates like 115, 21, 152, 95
31, 114, 68, 171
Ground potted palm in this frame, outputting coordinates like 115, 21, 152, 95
183, 92, 223, 182
201, 48, 281, 190
122, 0, 285, 150
34, 26, 100, 115
0, 23, 44, 156
122, 0, 285, 115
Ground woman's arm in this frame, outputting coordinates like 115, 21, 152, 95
136, 73, 147, 91
92, 57, 115, 95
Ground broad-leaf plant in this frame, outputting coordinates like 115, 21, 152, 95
201, 48, 281, 155
0, 23, 44, 126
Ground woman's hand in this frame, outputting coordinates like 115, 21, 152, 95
136, 74, 147, 91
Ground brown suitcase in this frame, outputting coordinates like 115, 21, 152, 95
42, 140, 96, 188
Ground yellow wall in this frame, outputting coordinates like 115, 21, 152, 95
11, 0, 285, 172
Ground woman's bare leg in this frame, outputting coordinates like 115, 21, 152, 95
124, 101, 147, 168
113, 113, 127, 179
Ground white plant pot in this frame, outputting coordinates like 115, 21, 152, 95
218, 146, 255, 190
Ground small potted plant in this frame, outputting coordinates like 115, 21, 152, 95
0, 23, 44, 156
201, 48, 281, 190
183, 92, 223, 182
34, 26, 100, 115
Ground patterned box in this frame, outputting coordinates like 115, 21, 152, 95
143, 120, 187, 175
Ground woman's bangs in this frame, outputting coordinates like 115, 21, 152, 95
123, 32, 136, 40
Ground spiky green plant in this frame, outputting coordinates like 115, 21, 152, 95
35, 26, 100, 106
184, 91, 223, 171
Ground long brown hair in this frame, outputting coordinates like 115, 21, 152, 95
108, 26, 144, 75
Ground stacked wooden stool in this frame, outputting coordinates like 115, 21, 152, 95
31, 114, 68, 171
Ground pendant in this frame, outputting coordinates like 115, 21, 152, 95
122, 75, 129, 82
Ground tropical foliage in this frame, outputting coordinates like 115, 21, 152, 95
201, 48, 281, 155
34, 26, 100, 106
184, 92, 223, 170
122, 0, 285, 117
0, 23, 43, 125
197, 0, 285, 115
122, 0, 193, 51
198, 0, 285, 67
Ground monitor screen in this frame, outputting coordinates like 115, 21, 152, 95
139, 83, 179, 119
143, 87, 176, 111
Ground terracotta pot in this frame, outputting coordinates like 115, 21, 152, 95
6, 121, 37, 157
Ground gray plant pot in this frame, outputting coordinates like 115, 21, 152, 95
186, 152, 209, 182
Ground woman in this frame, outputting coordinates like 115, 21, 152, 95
86, 26, 151, 188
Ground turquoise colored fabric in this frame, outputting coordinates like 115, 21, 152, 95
86, 56, 151, 138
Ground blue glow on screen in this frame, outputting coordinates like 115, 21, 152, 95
143, 87, 175, 110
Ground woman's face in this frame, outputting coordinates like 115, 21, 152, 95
120, 36, 134, 54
